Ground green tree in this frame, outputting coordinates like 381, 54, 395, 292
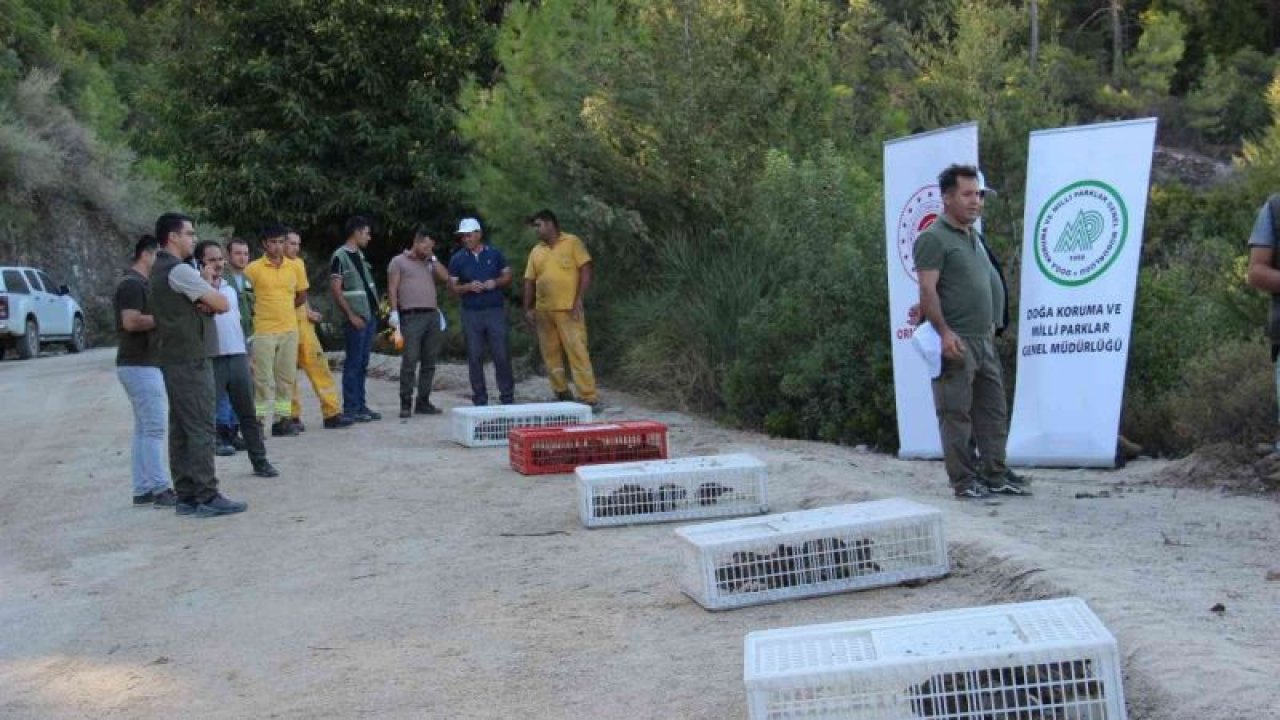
1185, 48, 1278, 146
151, 0, 497, 241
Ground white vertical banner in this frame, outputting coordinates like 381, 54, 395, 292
1007, 118, 1157, 467
883, 123, 979, 459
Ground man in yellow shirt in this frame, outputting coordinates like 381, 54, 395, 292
285, 229, 352, 430
243, 224, 308, 437
523, 209, 599, 409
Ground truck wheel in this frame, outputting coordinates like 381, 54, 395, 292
15, 318, 38, 359
66, 315, 86, 353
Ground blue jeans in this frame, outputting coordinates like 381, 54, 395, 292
462, 306, 514, 405
117, 366, 171, 496
215, 390, 237, 429
342, 316, 378, 415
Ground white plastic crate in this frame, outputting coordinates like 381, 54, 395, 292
675, 499, 947, 610
577, 453, 769, 527
448, 402, 592, 447
744, 597, 1126, 720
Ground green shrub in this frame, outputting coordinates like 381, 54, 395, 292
606, 229, 777, 410
1149, 340, 1274, 453
724, 238, 895, 447
724, 146, 895, 447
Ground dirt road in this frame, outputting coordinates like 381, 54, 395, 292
1, 349, 1276, 719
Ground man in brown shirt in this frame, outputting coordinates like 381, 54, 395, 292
388, 226, 449, 418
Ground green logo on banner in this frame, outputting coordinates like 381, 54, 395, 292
1054, 209, 1105, 253
1034, 180, 1128, 287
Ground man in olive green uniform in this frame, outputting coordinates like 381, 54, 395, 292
914, 165, 1029, 500
150, 212, 248, 517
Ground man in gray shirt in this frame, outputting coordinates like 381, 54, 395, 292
388, 226, 449, 418
1246, 197, 1280, 450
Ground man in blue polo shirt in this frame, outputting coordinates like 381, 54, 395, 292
447, 217, 515, 405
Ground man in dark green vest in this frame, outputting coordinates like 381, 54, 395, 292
150, 212, 248, 517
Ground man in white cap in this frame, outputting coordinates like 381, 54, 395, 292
913, 164, 1026, 500
447, 217, 515, 405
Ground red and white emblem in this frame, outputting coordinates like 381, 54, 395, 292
896, 185, 942, 283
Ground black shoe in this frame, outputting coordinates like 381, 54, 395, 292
252, 460, 279, 478
133, 491, 155, 506
271, 419, 300, 437
175, 500, 198, 516
414, 401, 441, 415
230, 430, 247, 451
986, 481, 1032, 496
400, 401, 413, 419
151, 488, 178, 507
353, 408, 381, 422
953, 480, 991, 500
292, 417, 306, 433
215, 425, 237, 455
554, 390, 575, 402
194, 494, 248, 518
323, 414, 354, 429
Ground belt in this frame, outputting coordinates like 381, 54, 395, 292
400, 308, 437, 315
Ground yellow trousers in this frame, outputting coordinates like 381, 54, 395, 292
535, 310, 597, 402
292, 318, 341, 420
252, 330, 298, 422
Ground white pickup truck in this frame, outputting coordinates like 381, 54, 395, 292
0, 266, 87, 359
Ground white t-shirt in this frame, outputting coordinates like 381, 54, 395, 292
212, 281, 247, 356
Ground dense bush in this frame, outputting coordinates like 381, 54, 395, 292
1155, 340, 1274, 453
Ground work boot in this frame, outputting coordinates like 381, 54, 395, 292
414, 397, 441, 415
151, 488, 178, 508
252, 459, 280, 478
400, 397, 412, 419
271, 419, 300, 437
194, 494, 248, 518
323, 414, 354, 429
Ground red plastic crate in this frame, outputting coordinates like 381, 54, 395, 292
509, 421, 669, 475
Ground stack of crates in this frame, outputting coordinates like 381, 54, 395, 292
577, 453, 769, 527
448, 402, 592, 447
675, 499, 948, 610
743, 597, 1126, 720
509, 421, 668, 475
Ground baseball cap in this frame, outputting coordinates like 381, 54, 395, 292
456, 217, 482, 234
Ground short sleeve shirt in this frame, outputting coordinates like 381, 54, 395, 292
1247, 199, 1280, 341
524, 233, 592, 311
168, 262, 216, 301
210, 281, 247, 357
1248, 202, 1275, 249
388, 252, 440, 310
913, 217, 1001, 338
244, 256, 308, 334
114, 270, 154, 367
448, 245, 508, 310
